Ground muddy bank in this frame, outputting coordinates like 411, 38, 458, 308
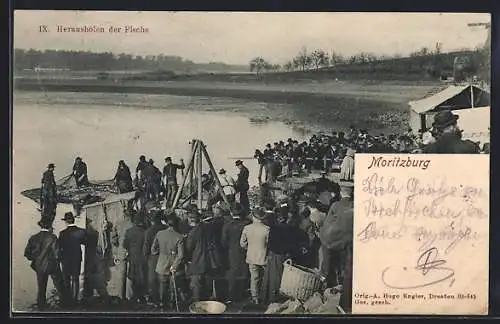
14, 78, 434, 132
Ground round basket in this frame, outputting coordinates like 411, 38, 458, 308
279, 259, 326, 301
189, 301, 227, 314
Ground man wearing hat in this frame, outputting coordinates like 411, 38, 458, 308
318, 181, 354, 311
162, 157, 185, 207
151, 212, 185, 309
123, 213, 148, 303
185, 209, 223, 302
72, 157, 89, 188
143, 211, 167, 305
240, 207, 270, 304
219, 168, 236, 203
221, 203, 251, 303
235, 160, 250, 214
114, 160, 134, 194
24, 219, 66, 310
58, 212, 87, 305
40, 163, 58, 223
423, 110, 480, 153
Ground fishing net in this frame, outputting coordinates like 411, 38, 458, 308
20, 173, 118, 206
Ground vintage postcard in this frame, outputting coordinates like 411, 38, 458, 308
11, 11, 490, 315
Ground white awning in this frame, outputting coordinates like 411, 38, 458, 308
409, 85, 470, 114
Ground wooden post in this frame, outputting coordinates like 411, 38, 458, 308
197, 141, 203, 210
189, 140, 195, 195
172, 141, 198, 209
200, 142, 232, 208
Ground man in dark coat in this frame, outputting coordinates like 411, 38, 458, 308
82, 217, 110, 303
58, 212, 86, 305
163, 157, 185, 207
235, 160, 250, 215
40, 163, 57, 224
24, 220, 66, 310
114, 160, 133, 193
123, 214, 148, 303
72, 157, 89, 188
318, 182, 354, 290
221, 203, 251, 302
134, 155, 147, 189
143, 211, 167, 305
185, 211, 223, 302
423, 111, 480, 154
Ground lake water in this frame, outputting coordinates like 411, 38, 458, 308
12, 91, 310, 311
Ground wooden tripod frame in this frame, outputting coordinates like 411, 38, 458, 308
171, 139, 232, 212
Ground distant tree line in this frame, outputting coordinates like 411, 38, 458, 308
249, 42, 490, 81
13, 48, 246, 73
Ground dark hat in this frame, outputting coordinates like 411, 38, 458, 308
47, 163, 55, 169
165, 156, 172, 162
37, 219, 52, 229
252, 207, 267, 221
119, 160, 125, 165
231, 203, 244, 218
219, 168, 226, 174
75, 157, 82, 161
432, 111, 459, 130
62, 212, 75, 222
235, 160, 243, 166
139, 155, 146, 160
317, 192, 335, 206
266, 143, 271, 148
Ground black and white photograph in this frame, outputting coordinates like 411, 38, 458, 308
11, 11, 491, 315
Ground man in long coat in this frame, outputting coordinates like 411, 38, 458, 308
151, 214, 185, 310
185, 211, 223, 302
123, 214, 148, 303
40, 163, 57, 225
235, 160, 250, 215
318, 182, 354, 301
221, 203, 251, 302
58, 212, 87, 305
24, 220, 67, 310
143, 211, 167, 305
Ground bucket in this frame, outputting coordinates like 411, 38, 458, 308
189, 301, 227, 314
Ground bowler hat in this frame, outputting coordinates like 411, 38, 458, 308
252, 207, 267, 221
47, 163, 55, 169
165, 156, 172, 162
432, 111, 459, 130
235, 160, 243, 166
75, 157, 82, 161
219, 168, 226, 174
62, 212, 75, 222
317, 192, 335, 206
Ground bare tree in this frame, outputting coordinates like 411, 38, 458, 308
249, 57, 267, 77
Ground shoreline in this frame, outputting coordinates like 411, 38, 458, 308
13, 78, 439, 133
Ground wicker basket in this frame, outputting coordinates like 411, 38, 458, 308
279, 259, 326, 301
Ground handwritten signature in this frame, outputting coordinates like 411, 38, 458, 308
381, 247, 455, 289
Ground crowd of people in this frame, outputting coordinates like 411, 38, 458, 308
25, 110, 487, 312
254, 110, 487, 185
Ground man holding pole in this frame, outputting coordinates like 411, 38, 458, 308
163, 157, 185, 208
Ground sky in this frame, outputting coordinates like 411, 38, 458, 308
13, 11, 490, 65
